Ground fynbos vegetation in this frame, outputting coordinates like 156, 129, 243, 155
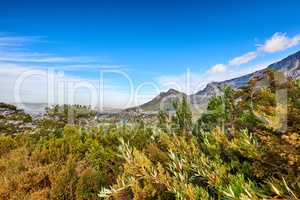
0, 70, 300, 199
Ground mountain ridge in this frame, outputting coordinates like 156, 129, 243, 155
130, 50, 300, 112
127, 88, 186, 112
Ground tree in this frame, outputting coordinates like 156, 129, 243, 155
172, 96, 192, 134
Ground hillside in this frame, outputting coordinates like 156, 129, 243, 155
1, 69, 300, 199
0, 103, 33, 135
134, 50, 300, 113
127, 88, 186, 112
190, 50, 300, 108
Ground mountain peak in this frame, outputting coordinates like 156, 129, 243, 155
165, 88, 180, 94
130, 50, 300, 113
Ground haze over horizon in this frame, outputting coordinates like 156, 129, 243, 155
1, 0, 300, 108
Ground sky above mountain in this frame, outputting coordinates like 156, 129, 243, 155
1, 0, 300, 108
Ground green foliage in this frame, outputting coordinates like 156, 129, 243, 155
0, 103, 17, 110
172, 96, 192, 134
0, 103, 33, 135
0, 135, 16, 156
0, 71, 300, 199
46, 104, 96, 124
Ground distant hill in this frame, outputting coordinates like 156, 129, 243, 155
127, 89, 186, 112
132, 50, 300, 113
0, 103, 34, 135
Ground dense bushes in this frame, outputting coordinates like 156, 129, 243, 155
0, 135, 16, 156
0, 70, 299, 199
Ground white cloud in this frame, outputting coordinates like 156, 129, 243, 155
258, 32, 300, 53
1, 32, 300, 108
157, 59, 279, 95
0, 35, 41, 47
0, 34, 134, 108
227, 32, 300, 67
157, 32, 300, 95
0, 51, 72, 63
209, 64, 226, 73
0, 34, 99, 64
50, 64, 125, 72
0, 49, 99, 63
229, 51, 257, 66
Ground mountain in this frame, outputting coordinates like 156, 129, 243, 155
131, 50, 300, 113
190, 50, 300, 109
127, 89, 186, 112
268, 50, 300, 77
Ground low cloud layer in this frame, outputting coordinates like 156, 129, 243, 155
1, 32, 300, 108
0, 34, 143, 108
0, 62, 140, 109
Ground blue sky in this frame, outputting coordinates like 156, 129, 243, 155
0, 0, 300, 108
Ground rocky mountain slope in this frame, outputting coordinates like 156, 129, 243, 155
127, 89, 186, 112
133, 50, 300, 113
190, 50, 300, 109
